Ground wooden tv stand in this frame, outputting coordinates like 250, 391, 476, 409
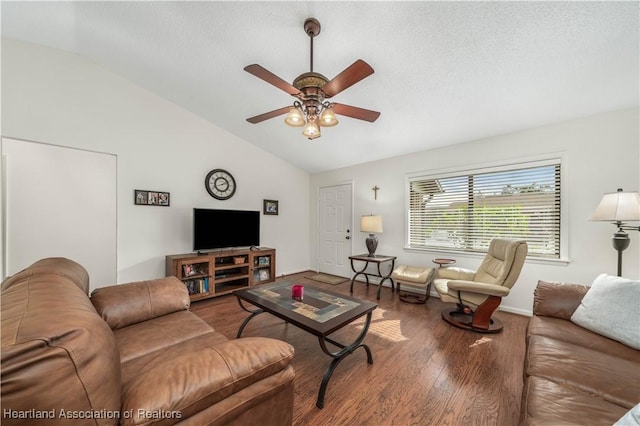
165, 247, 275, 301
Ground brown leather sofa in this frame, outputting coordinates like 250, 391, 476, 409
520, 280, 640, 425
1, 257, 295, 425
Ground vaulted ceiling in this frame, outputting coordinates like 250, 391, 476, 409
2, 2, 638, 173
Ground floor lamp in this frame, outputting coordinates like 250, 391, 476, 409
589, 188, 640, 276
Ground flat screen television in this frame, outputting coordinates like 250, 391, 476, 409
193, 208, 260, 252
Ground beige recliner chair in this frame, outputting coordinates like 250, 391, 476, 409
433, 239, 528, 333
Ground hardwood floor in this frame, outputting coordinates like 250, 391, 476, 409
190, 272, 529, 426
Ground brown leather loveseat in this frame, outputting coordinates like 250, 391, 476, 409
1, 257, 295, 425
520, 280, 639, 425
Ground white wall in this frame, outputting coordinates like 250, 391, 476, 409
310, 108, 640, 315
1, 39, 311, 283
3, 39, 638, 315
2, 138, 117, 288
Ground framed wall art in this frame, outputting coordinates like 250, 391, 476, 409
135, 189, 170, 206
263, 199, 279, 215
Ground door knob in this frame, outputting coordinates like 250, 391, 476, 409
345, 236, 350, 240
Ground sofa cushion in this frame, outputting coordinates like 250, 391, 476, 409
525, 335, 640, 408
570, 274, 640, 350
119, 332, 228, 380
114, 310, 221, 363
119, 337, 294, 424
1, 257, 90, 293
1, 258, 121, 425
521, 376, 628, 425
92, 277, 190, 329
527, 315, 639, 362
532, 280, 588, 319
186, 366, 295, 426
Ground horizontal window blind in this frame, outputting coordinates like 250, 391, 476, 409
408, 162, 561, 258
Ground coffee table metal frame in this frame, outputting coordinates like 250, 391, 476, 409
234, 283, 377, 409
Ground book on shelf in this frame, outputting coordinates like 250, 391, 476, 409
184, 277, 209, 295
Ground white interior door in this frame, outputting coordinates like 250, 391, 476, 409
318, 183, 352, 277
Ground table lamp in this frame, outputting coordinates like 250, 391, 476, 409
361, 215, 383, 257
588, 188, 640, 276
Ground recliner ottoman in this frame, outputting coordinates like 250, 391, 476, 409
392, 265, 435, 304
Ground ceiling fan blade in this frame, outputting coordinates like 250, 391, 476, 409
246, 106, 291, 124
244, 64, 300, 96
322, 60, 375, 98
332, 103, 380, 122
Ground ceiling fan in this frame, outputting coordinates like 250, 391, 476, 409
245, 17, 380, 140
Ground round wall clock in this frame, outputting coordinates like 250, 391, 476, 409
205, 169, 236, 200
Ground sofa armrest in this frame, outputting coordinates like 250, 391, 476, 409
120, 337, 295, 423
91, 276, 190, 329
448, 280, 510, 297
532, 280, 589, 319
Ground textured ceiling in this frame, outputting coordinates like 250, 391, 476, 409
2, 1, 638, 173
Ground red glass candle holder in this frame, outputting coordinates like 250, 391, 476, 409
292, 284, 304, 301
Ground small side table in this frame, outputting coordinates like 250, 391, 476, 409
349, 254, 397, 299
432, 258, 456, 285
433, 258, 456, 269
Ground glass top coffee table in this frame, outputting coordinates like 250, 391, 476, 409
234, 282, 377, 408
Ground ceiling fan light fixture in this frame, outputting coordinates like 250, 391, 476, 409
319, 105, 339, 127
284, 106, 305, 127
245, 17, 380, 140
302, 120, 321, 140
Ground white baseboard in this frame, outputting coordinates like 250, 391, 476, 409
278, 269, 315, 278
498, 305, 532, 317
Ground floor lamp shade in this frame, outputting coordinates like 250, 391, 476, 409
361, 215, 383, 257
589, 190, 640, 222
589, 189, 640, 276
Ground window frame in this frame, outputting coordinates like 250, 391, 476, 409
404, 154, 569, 263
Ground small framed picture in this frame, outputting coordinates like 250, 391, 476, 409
263, 199, 279, 215
135, 190, 148, 205
158, 192, 170, 206
135, 190, 170, 206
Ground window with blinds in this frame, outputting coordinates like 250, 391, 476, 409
408, 161, 561, 258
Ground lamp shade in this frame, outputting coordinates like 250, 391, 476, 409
361, 215, 383, 233
319, 107, 339, 127
284, 107, 305, 127
302, 120, 321, 139
589, 189, 640, 222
